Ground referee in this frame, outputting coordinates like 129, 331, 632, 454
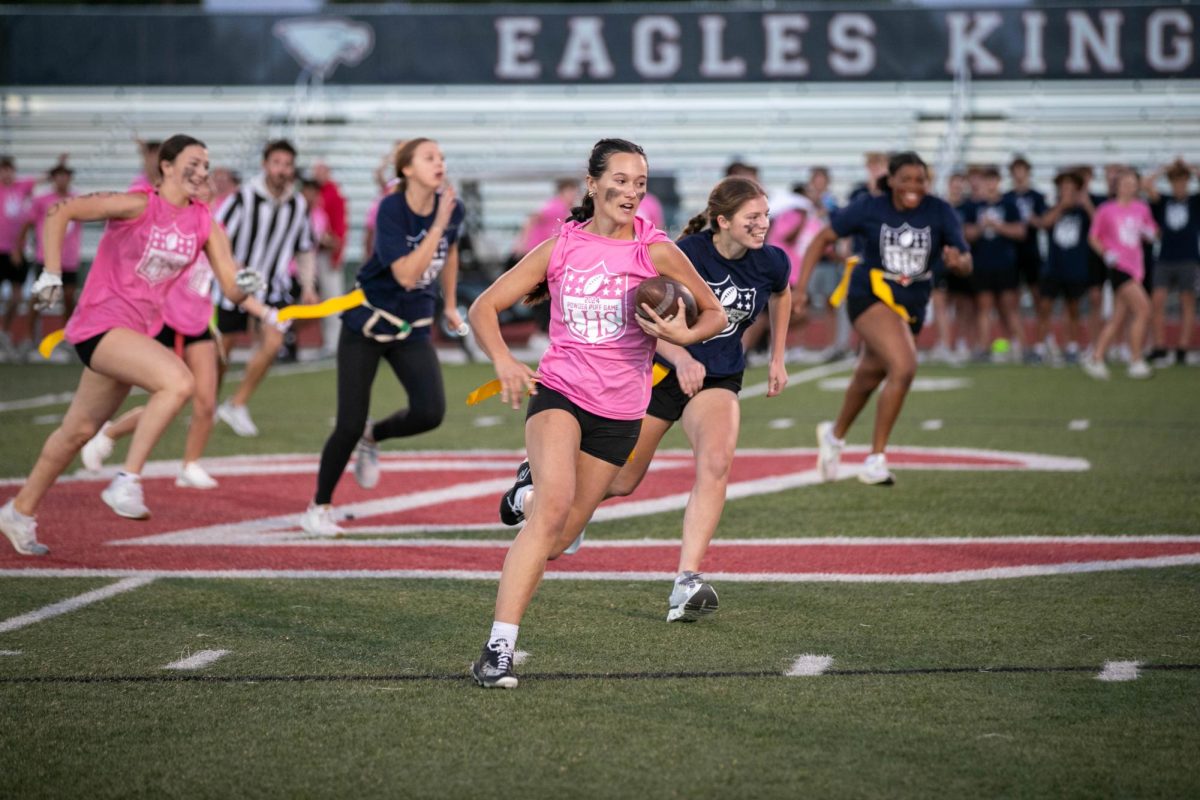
214, 139, 316, 437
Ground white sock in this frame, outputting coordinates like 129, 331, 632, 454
488, 621, 519, 651
824, 428, 845, 447
513, 485, 533, 513
116, 470, 140, 482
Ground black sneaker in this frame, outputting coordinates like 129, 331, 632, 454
470, 642, 519, 689
498, 460, 532, 526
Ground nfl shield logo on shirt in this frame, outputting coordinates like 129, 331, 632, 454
708, 276, 756, 339
879, 223, 931, 281
560, 261, 627, 344
136, 225, 198, 285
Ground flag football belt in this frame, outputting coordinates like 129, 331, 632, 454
828, 256, 923, 324
466, 362, 671, 406
359, 299, 431, 343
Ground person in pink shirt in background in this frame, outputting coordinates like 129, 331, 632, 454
301, 177, 344, 356
0, 155, 41, 353
1083, 167, 1159, 380
635, 189, 665, 230
18, 164, 81, 339
0, 134, 283, 558
509, 178, 582, 344
465, 138, 727, 689
313, 162, 347, 272
128, 139, 161, 193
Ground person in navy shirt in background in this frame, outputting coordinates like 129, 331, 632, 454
1005, 156, 1047, 307
577, 176, 790, 622
1143, 159, 1199, 365
798, 152, 971, 486
963, 166, 1027, 361
300, 138, 466, 536
1035, 171, 1093, 364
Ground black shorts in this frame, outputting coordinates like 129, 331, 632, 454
1039, 275, 1088, 301
155, 323, 213, 352
72, 331, 109, 369
217, 301, 283, 334
972, 265, 1019, 294
1016, 254, 1042, 287
1108, 268, 1133, 291
33, 264, 79, 287
1087, 252, 1108, 288
945, 271, 975, 297
0, 252, 29, 285
526, 384, 641, 467
646, 368, 743, 422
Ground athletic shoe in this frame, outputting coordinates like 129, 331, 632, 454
175, 461, 218, 490
0, 499, 49, 556
353, 429, 380, 490
563, 529, 586, 555
470, 641, 519, 689
815, 422, 843, 482
1127, 360, 1153, 380
101, 473, 150, 520
1081, 357, 1110, 381
667, 572, 719, 622
300, 503, 344, 537
858, 453, 896, 486
80, 428, 114, 472
217, 402, 258, 437
499, 460, 532, 526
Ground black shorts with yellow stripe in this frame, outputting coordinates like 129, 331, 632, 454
844, 266, 930, 336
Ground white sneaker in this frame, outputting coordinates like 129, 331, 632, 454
816, 421, 843, 482
859, 453, 896, 486
1127, 360, 1153, 380
101, 473, 150, 520
563, 529, 586, 555
0, 499, 49, 556
353, 430, 380, 490
1081, 357, 1111, 381
217, 402, 258, 437
175, 461, 218, 490
80, 428, 114, 472
300, 503, 343, 537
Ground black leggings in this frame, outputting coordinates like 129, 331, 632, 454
314, 326, 446, 504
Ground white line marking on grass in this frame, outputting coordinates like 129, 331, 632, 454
741, 359, 854, 399
163, 649, 231, 671
921, 419, 944, 431
819, 376, 970, 392
785, 655, 834, 676
473, 416, 503, 428
513, 650, 530, 666
0, 650, 22, 656
1097, 660, 1141, 682
0, 391, 76, 413
0, 576, 155, 633
1069, 419, 1090, 431
32, 413, 62, 425
768, 418, 795, 430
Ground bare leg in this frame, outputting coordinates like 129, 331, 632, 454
852, 306, 918, 454
1092, 289, 1132, 360
975, 291, 996, 352
1150, 287, 1168, 350
1035, 295, 1055, 346
104, 406, 145, 441
831, 344, 888, 441
1086, 285, 1103, 347
606, 415, 673, 499
182, 340, 219, 463
932, 288, 953, 351
1181, 291, 1196, 350
1124, 282, 1152, 359
230, 325, 283, 407
676, 389, 739, 573
1064, 298, 1082, 349
999, 289, 1025, 349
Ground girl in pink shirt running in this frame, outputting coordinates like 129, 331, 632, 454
466, 139, 727, 688
1083, 168, 1159, 380
0, 135, 281, 557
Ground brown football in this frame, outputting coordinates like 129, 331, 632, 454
633, 276, 699, 327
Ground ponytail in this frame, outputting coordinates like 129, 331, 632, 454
680, 211, 709, 237
567, 193, 595, 224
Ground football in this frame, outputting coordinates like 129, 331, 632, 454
634, 276, 699, 327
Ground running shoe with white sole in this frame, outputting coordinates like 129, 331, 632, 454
300, 503, 344, 537
354, 429, 380, 490
816, 421, 843, 482
101, 473, 150, 519
858, 453, 896, 486
175, 461, 218, 490
217, 401, 259, 437
499, 460, 532, 526
1081, 357, 1110, 381
1127, 360, 1153, 380
667, 571, 719, 622
0, 499, 49, 556
470, 641, 519, 689
562, 529, 586, 555
80, 428, 114, 472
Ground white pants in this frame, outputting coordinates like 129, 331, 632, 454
316, 251, 344, 353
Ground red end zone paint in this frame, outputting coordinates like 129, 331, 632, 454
3, 448, 1196, 582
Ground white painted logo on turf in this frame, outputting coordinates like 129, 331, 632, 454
560, 261, 627, 344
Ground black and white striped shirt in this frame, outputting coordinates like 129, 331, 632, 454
216, 174, 313, 308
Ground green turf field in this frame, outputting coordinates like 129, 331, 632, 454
1, 357, 1198, 798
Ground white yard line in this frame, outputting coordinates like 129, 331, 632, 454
1068, 419, 1091, 431
0, 391, 76, 413
0, 576, 155, 633
921, 419, 944, 431
163, 649, 231, 671
785, 654, 834, 676
0, 650, 22, 655
1096, 660, 1141, 682
740, 358, 855, 399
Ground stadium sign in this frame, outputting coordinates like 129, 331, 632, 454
0, 4, 1196, 85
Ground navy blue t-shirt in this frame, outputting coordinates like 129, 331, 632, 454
671, 232, 790, 376
342, 191, 465, 341
1004, 188, 1047, 263
831, 192, 967, 281
1044, 206, 1091, 284
1152, 194, 1200, 263
962, 196, 1022, 271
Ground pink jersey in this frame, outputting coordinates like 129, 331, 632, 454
27, 191, 81, 270
519, 196, 572, 255
536, 216, 672, 420
66, 191, 212, 344
636, 193, 665, 230
0, 178, 36, 253
163, 251, 215, 336
1092, 199, 1157, 282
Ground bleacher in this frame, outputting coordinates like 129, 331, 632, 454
2, 80, 1198, 269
